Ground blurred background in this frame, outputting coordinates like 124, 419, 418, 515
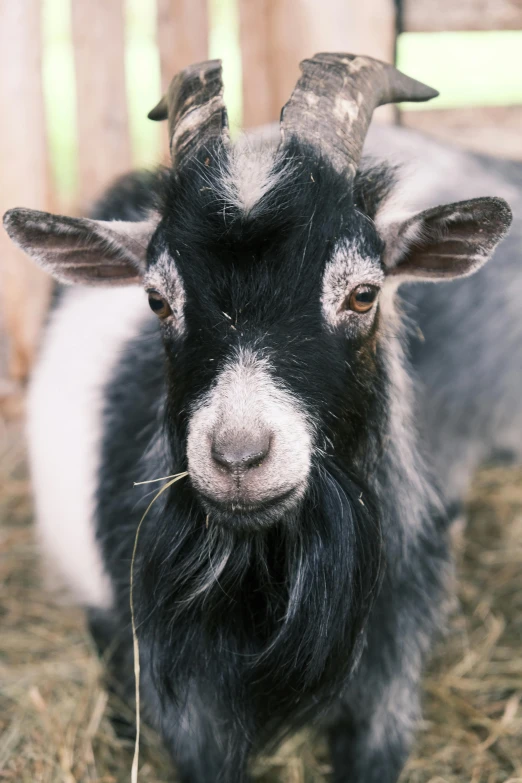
1, 0, 522, 395
1, 1, 522, 781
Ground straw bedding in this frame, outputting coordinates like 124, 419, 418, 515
1, 417, 521, 782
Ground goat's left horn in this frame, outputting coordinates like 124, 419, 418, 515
148, 59, 229, 169
280, 53, 438, 179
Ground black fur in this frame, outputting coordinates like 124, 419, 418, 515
90, 139, 451, 782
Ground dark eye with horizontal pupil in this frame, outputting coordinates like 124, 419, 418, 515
147, 290, 172, 319
345, 285, 379, 314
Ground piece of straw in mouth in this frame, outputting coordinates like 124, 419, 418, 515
133, 473, 186, 486
129, 470, 188, 783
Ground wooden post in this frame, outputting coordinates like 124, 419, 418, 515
71, 0, 131, 209
239, 0, 397, 128
404, 0, 522, 31
238, 0, 274, 129
0, 0, 52, 385
156, 0, 209, 155
156, 0, 209, 92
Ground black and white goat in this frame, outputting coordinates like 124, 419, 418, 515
3, 54, 518, 782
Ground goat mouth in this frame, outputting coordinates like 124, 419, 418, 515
198, 487, 302, 530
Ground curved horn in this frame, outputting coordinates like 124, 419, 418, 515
148, 59, 229, 169
280, 53, 438, 178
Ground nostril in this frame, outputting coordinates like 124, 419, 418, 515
211, 429, 271, 473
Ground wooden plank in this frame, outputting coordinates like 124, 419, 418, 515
156, 0, 208, 93
239, 0, 397, 128
404, 0, 522, 32
402, 105, 522, 160
239, 0, 275, 128
0, 0, 52, 385
72, 0, 131, 208
270, 0, 397, 112
156, 0, 208, 155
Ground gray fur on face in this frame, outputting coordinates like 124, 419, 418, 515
215, 135, 284, 215
187, 347, 314, 511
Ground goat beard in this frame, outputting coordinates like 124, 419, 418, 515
135, 460, 384, 753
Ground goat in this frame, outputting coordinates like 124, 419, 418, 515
3, 54, 517, 782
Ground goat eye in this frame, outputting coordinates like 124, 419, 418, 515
345, 285, 379, 314
147, 290, 172, 319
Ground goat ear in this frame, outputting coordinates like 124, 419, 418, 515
3, 208, 159, 286
380, 197, 512, 283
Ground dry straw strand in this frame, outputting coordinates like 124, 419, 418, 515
134, 473, 185, 486
2, 411, 522, 782
130, 471, 188, 783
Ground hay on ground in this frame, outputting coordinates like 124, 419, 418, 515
1, 418, 521, 782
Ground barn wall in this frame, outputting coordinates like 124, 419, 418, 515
0, 0, 520, 408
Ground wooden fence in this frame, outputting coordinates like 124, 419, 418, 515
403, 0, 522, 31
400, 0, 522, 174
0, 0, 521, 402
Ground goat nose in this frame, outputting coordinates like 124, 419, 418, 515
211, 428, 271, 473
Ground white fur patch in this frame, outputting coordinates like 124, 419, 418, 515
27, 286, 152, 608
187, 348, 314, 506
216, 135, 284, 215
321, 239, 384, 332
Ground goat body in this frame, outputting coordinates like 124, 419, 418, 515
4, 57, 518, 782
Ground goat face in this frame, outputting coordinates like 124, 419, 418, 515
3, 56, 512, 532
143, 143, 389, 530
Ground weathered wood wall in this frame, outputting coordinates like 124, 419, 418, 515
157, 0, 208, 87
401, 0, 522, 158
403, 106, 522, 160
404, 0, 522, 32
1, 0, 521, 405
156, 0, 209, 152
239, 0, 396, 127
0, 0, 397, 400
71, 0, 132, 210
0, 0, 52, 388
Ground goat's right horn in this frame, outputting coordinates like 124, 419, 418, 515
280, 53, 438, 179
148, 59, 229, 170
